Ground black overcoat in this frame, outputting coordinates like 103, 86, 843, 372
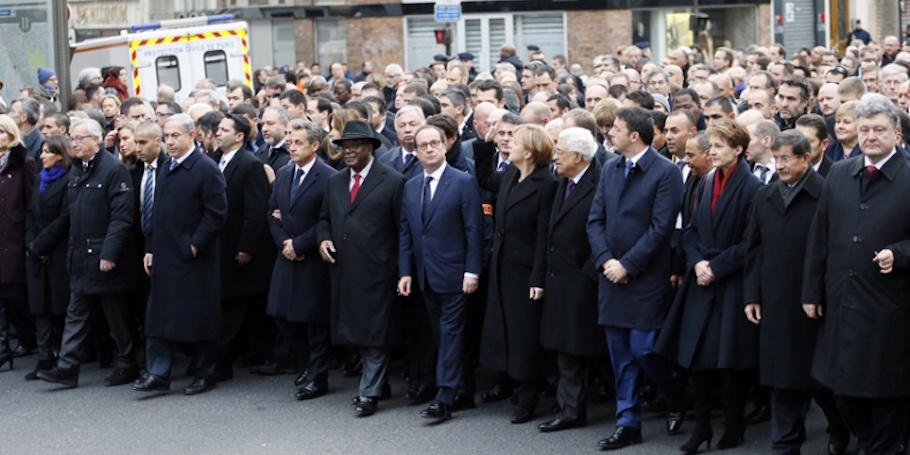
743, 169, 824, 389
540, 162, 609, 357
656, 158, 762, 370
267, 159, 333, 323
213, 147, 272, 299
25, 173, 70, 315
145, 150, 227, 342
802, 153, 910, 397
317, 159, 406, 347
0, 144, 36, 297
475, 143, 558, 380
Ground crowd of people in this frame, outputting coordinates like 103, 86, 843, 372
1, 30, 910, 454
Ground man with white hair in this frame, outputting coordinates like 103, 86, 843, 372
538, 126, 606, 433
38, 119, 141, 388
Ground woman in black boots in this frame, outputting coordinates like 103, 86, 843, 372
24, 136, 72, 379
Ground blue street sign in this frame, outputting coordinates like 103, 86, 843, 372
0, 9, 16, 18
435, 4, 461, 23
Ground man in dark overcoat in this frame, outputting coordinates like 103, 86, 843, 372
266, 120, 333, 400
209, 113, 271, 380
803, 93, 910, 454
38, 119, 140, 388
743, 130, 849, 455
317, 121, 406, 417
537, 127, 609, 433
133, 113, 227, 396
586, 107, 685, 450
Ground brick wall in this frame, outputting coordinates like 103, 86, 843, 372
567, 9, 632, 74
345, 16, 405, 71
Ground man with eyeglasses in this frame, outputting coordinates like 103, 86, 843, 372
154, 102, 181, 128
38, 119, 141, 389
318, 121, 406, 417
397, 124, 483, 422
644, 67, 671, 98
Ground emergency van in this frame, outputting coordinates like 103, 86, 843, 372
69, 15, 253, 102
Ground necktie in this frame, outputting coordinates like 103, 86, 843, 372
404, 153, 415, 169
169, 158, 178, 171
564, 179, 576, 200
757, 164, 768, 183
292, 168, 305, 198
865, 164, 880, 181
142, 166, 155, 236
497, 161, 508, 172
219, 157, 226, 172
350, 173, 361, 203
422, 176, 433, 222
624, 160, 634, 179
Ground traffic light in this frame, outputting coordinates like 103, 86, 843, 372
690, 13, 709, 32
434, 29, 451, 45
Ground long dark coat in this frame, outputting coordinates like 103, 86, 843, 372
146, 150, 227, 342
743, 169, 824, 389
476, 145, 558, 380
656, 158, 762, 370
540, 162, 609, 356
212, 147, 272, 299
803, 154, 910, 397
267, 159, 334, 323
317, 159, 406, 347
587, 149, 684, 330
0, 144, 36, 298
25, 171, 70, 315
65, 149, 134, 295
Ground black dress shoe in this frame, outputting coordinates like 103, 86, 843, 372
250, 362, 295, 376
25, 359, 55, 381
744, 400, 771, 425
293, 369, 310, 387
132, 373, 170, 392
36, 366, 79, 388
538, 416, 585, 432
12, 344, 36, 358
828, 433, 849, 455
406, 382, 436, 405
480, 384, 513, 403
510, 407, 535, 424
667, 409, 687, 434
451, 394, 476, 411
598, 426, 643, 450
353, 397, 377, 417
104, 367, 140, 387
295, 381, 327, 400
185, 377, 216, 396
420, 401, 451, 421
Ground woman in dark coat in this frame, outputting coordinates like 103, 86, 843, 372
656, 119, 762, 453
476, 122, 558, 424
0, 114, 38, 371
24, 136, 72, 379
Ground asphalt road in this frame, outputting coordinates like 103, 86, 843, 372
0, 356, 835, 455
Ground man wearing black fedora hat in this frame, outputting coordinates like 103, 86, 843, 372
317, 120, 406, 417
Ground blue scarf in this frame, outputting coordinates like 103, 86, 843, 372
39, 166, 66, 194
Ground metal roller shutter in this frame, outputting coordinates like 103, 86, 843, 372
781, 0, 818, 54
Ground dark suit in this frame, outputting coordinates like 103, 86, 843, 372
475, 142, 558, 410
210, 146, 272, 374
145, 149, 227, 381
815, 155, 833, 177
377, 125, 399, 147
260, 142, 291, 170
803, 152, 910, 454
586, 148, 684, 429
379, 146, 423, 179
541, 161, 609, 421
400, 163, 483, 405
268, 159, 334, 385
317, 158, 406, 399
127, 154, 168, 324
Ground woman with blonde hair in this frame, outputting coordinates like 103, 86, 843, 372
476, 118, 558, 424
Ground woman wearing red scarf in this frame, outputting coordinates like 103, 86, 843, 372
656, 119, 763, 453
103, 66, 129, 101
